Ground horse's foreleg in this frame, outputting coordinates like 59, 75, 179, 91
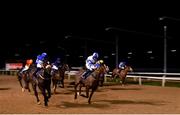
27, 81, 31, 92
42, 88, 48, 106
19, 80, 25, 92
32, 84, 40, 104
18, 76, 25, 92
18, 76, 23, 87
85, 86, 90, 98
52, 79, 57, 94
121, 76, 126, 86
61, 78, 64, 88
47, 81, 51, 99
79, 84, 82, 96
74, 83, 79, 100
88, 89, 95, 104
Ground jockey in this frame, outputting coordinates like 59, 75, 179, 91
81, 52, 100, 79
34, 52, 48, 77
20, 59, 33, 73
118, 61, 126, 70
51, 57, 61, 72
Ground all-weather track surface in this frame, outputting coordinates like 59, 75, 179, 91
0, 75, 180, 114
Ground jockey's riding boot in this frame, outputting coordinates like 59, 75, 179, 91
33, 68, 41, 78
81, 69, 92, 79
20, 70, 23, 74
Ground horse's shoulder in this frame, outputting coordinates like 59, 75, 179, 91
113, 68, 119, 73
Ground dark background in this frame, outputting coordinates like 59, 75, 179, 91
0, 2, 180, 72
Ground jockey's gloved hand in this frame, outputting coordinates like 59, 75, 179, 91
95, 64, 100, 68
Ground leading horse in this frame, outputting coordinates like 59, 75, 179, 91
112, 65, 133, 86
74, 60, 108, 104
31, 63, 52, 106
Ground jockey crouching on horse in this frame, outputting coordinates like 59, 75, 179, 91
33, 52, 48, 78
20, 59, 33, 73
51, 57, 61, 75
81, 52, 100, 80
51, 57, 62, 86
119, 61, 126, 70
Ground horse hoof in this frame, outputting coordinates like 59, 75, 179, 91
77, 92, 80, 96
74, 99, 78, 103
44, 102, 48, 106
37, 101, 41, 105
22, 88, 25, 92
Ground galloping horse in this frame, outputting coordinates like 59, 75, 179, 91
31, 63, 52, 106
17, 64, 36, 92
74, 60, 108, 104
112, 65, 133, 86
17, 69, 31, 92
51, 63, 69, 94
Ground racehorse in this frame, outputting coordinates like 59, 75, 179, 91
74, 60, 108, 104
31, 63, 52, 106
17, 64, 36, 92
17, 69, 31, 92
51, 63, 70, 94
112, 65, 133, 86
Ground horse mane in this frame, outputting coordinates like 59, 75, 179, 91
91, 64, 106, 79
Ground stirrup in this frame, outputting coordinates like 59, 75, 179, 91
81, 76, 85, 79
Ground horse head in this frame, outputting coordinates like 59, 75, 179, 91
93, 61, 108, 79
125, 66, 133, 72
62, 64, 70, 71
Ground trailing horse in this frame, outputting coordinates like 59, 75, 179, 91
51, 63, 70, 94
112, 65, 133, 86
17, 69, 31, 92
17, 64, 36, 92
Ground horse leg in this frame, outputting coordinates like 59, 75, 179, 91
88, 89, 95, 104
42, 88, 48, 106
74, 83, 80, 100
79, 84, 82, 96
18, 76, 25, 92
27, 81, 31, 92
121, 76, 126, 86
32, 83, 40, 105
52, 79, 57, 94
47, 80, 51, 99
85, 86, 89, 98
61, 78, 64, 88
99, 77, 104, 87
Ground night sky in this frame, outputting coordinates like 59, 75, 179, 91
1, 3, 180, 72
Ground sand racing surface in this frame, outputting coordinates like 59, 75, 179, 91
0, 75, 180, 114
